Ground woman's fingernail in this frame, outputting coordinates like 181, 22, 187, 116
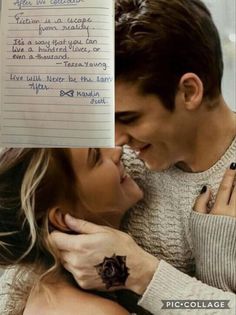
200, 185, 207, 194
230, 162, 236, 170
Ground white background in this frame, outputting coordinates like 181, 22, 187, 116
203, 0, 235, 110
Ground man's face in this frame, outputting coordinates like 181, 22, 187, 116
115, 81, 194, 171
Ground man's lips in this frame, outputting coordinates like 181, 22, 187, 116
134, 144, 151, 155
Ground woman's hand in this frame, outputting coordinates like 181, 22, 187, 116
194, 163, 236, 217
50, 215, 159, 295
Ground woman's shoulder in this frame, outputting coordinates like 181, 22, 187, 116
24, 281, 130, 315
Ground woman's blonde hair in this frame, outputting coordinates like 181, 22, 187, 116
0, 148, 76, 276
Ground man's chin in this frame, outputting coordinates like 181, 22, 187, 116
143, 159, 171, 171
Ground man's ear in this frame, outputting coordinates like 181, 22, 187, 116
48, 207, 71, 232
177, 73, 204, 110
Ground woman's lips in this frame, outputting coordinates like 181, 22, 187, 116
120, 163, 127, 183
120, 173, 128, 183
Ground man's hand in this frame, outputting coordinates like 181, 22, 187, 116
51, 215, 159, 295
194, 164, 236, 217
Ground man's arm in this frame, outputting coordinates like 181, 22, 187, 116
138, 259, 236, 315
51, 216, 159, 295
51, 218, 236, 315
138, 167, 235, 315
191, 167, 236, 292
190, 212, 236, 292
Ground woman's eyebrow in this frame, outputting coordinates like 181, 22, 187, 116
87, 148, 93, 166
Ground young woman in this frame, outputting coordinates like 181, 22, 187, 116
0, 148, 144, 315
0, 148, 235, 315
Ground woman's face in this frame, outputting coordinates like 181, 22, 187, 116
68, 148, 143, 219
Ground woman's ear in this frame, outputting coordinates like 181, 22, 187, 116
177, 73, 204, 110
48, 207, 71, 232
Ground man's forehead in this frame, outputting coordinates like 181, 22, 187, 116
115, 82, 145, 113
116, 80, 140, 95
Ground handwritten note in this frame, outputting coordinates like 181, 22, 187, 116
0, 0, 114, 147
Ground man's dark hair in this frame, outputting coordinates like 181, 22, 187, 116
116, 0, 224, 110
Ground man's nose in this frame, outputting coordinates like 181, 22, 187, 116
115, 125, 130, 146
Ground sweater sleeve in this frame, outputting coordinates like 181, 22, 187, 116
190, 211, 236, 292
137, 260, 236, 315
0, 268, 21, 315
0, 266, 37, 315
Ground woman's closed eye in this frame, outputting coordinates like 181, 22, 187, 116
88, 148, 102, 167
93, 148, 102, 166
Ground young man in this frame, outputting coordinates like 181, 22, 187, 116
50, 1, 236, 314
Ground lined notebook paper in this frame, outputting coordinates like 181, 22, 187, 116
0, 0, 114, 147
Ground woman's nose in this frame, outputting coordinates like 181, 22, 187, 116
110, 146, 123, 164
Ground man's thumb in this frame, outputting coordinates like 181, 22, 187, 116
193, 186, 211, 214
65, 214, 103, 234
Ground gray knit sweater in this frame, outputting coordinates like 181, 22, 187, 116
121, 139, 236, 315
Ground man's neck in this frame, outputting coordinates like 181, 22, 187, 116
176, 97, 236, 173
